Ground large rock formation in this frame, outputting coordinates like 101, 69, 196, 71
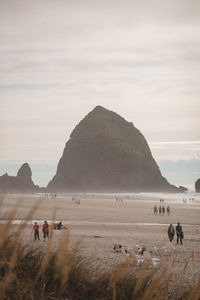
0, 163, 38, 193
195, 178, 200, 193
48, 106, 180, 192
17, 163, 35, 185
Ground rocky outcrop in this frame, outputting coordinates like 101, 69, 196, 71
195, 178, 200, 193
48, 106, 181, 192
0, 163, 38, 193
17, 163, 35, 187
178, 186, 188, 193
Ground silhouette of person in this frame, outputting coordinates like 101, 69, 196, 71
176, 222, 183, 245
167, 206, 170, 216
159, 206, 162, 215
168, 224, 175, 242
162, 206, 165, 216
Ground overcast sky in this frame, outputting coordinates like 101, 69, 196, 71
0, 0, 200, 165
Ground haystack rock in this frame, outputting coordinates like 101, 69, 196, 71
0, 163, 38, 193
48, 106, 180, 192
195, 178, 200, 193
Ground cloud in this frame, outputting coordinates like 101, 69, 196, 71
149, 141, 200, 161
0, 0, 200, 163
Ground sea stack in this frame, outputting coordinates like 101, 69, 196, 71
17, 163, 35, 187
0, 163, 38, 193
48, 106, 179, 192
195, 178, 200, 193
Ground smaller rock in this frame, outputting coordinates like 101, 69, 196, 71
17, 163, 34, 186
195, 178, 200, 193
0, 163, 38, 193
178, 186, 188, 193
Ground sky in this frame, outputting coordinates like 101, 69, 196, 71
0, 0, 200, 189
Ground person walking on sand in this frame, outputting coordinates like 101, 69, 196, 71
159, 206, 162, 215
176, 222, 183, 245
154, 205, 158, 215
42, 220, 49, 241
168, 224, 175, 242
32, 222, 40, 240
167, 206, 170, 216
162, 206, 165, 216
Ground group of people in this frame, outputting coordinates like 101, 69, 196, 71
168, 222, 184, 244
72, 197, 81, 205
154, 205, 170, 216
182, 198, 195, 204
116, 197, 124, 203
44, 193, 57, 199
32, 221, 49, 241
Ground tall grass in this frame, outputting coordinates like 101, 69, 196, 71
0, 198, 200, 300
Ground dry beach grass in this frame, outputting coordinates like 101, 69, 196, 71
0, 192, 200, 299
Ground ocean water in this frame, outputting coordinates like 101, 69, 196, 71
36, 190, 200, 205
0, 191, 199, 225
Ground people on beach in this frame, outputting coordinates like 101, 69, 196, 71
116, 197, 123, 203
168, 224, 175, 242
75, 199, 80, 205
32, 222, 40, 240
56, 221, 63, 230
176, 222, 183, 245
50, 193, 57, 199
159, 206, 162, 215
154, 205, 158, 215
162, 206, 165, 216
167, 206, 170, 216
72, 196, 81, 205
155, 205, 171, 216
42, 220, 49, 240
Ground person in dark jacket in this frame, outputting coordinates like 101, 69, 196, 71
176, 222, 183, 244
167, 206, 170, 216
162, 206, 165, 216
154, 205, 158, 215
159, 206, 162, 215
168, 224, 175, 242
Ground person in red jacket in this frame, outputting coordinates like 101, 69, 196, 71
32, 222, 40, 240
42, 220, 49, 240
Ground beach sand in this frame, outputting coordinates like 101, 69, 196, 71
1, 192, 200, 298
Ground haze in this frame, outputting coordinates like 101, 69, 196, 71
0, 0, 200, 188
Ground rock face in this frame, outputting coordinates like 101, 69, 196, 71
48, 106, 180, 192
178, 186, 188, 193
195, 178, 200, 193
17, 163, 35, 186
0, 163, 38, 193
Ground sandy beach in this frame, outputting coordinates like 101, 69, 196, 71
1, 192, 200, 298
